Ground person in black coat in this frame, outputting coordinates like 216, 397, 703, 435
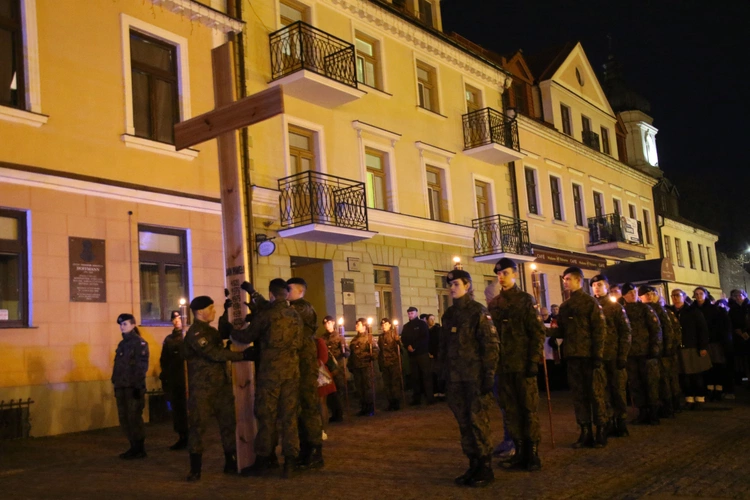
728, 290, 750, 394
401, 307, 434, 405
160, 310, 188, 450
693, 288, 732, 401
668, 290, 710, 410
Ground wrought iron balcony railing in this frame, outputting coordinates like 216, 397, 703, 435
462, 108, 520, 152
269, 21, 358, 88
278, 171, 369, 231
582, 130, 600, 151
588, 213, 643, 246
473, 214, 532, 257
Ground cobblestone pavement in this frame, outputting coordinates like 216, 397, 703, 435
1, 389, 749, 500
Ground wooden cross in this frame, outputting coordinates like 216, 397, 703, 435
174, 42, 284, 472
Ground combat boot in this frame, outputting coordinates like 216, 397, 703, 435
392, 399, 401, 411
268, 451, 280, 469
223, 452, 237, 474
282, 456, 296, 479
329, 409, 344, 422
594, 425, 607, 448
454, 456, 478, 486
616, 418, 629, 437
649, 406, 661, 425
306, 445, 324, 470
186, 453, 202, 482
572, 425, 594, 449
525, 441, 541, 472
296, 442, 311, 468
170, 432, 188, 450
499, 440, 525, 469
356, 403, 368, 416
634, 407, 650, 425
118, 441, 136, 459
127, 439, 147, 459
240, 455, 269, 477
467, 455, 494, 487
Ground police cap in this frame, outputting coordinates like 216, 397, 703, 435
562, 266, 584, 278
117, 313, 135, 325
621, 283, 636, 296
590, 274, 608, 285
493, 257, 517, 274
447, 269, 472, 283
286, 277, 308, 288
190, 295, 214, 312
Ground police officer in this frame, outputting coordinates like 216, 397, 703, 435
590, 275, 632, 438
321, 315, 348, 422
183, 296, 254, 481
378, 317, 403, 411
439, 269, 499, 488
487, 258, 544, 471
112, 313, 149, 459
402, 306, 434, 405
234, 279, 304, 479
621, 283, 662, 425
550, 267, 607, 448
349, 318, 378, 416
160, 310, 188, 450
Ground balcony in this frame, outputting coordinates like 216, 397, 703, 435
472, 214, 535, 263
278, 171, 377, 244
582, 130, 600, 151
587, 213, 648, 258
269, 21, 365, 108
462, 108, 523, 164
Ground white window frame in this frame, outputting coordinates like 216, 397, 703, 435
276, 0, 316, 29
0, 0, 45, 127
707, 247, 715, 274
416, 143, 454, 223
642, 208, 653, 245
471, 173, 496, 219
461, 75, 486, 114
571, 181, 586, 227
627, 203, 638, 220
282, 115, 328, 177
413, 53, 444, 116
549, 174, 565, 222
524, 165, 542, 217
358, 137, 399, 212
612, 196, 623, 216
592, 190, 606, 217
698, 244, 705, 271
350, 24, 389, 94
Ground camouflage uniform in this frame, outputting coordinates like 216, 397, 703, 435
290, 298, 322, 449
234, 300, 303, 458
624, 302, 662, 408
439, 294, 499, 458
648, 303, 680, 411
378, 330, 403, 405
160, 328, 188, 435
349, 332, 378, 408
323, 329, 348, 417
667, 309, 683, 401
487, 284, 544, 442
183, 320, 244, 455
597, 296, 631, 420
112, 332, 149, 443
553, 290, 607, 426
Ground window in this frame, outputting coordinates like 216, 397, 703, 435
416, 61, 438, 112
139, 226, 188, 324
288, 125, 315, 174
560, 104, 572, 135
687, 241, 695, 269
130, 30, 179, 144
279, 0, 306, 25
0, 209, 27, 327
465, 84, 482, 113
601, 127, 611, 155
664, 235, 672, 264
435, 274, 450, 320
426, 166, 445, 221
475, 180, 490, 219
698, 244, 705, 271
374, 266, 394, 325
550, 176, 563, 221
628, 203, 637, 220
512, 81, 528, 116
613, 198, 622, 216
365, 148, 387, 210
417, 0, 434, 28
582, 115, 591, 133
707, 247, 714, 273
355, 32, 381, 89
642, 209, 652, 245
0, 0, 24, 109
524, 167, 539, 215
675, 238, 684, 267
572, 183, 584, 226
593, 191, 604, 217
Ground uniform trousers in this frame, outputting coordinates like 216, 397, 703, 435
627, 356, 660, 408
115, 387, 145, 442
255, 377, 300, 457
447, 381, 493, 458
499, 371, 541, 442
187, 382, 236, 455
567, 358, 608, 426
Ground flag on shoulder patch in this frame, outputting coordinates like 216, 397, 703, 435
198, 337, 209, 347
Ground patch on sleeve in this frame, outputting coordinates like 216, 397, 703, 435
451, 327, 457, 333
198, 336, 209, 348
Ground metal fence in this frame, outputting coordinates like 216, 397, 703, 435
473, 214, 532, 257
582, 130, 600, 151
462, 107, 520, 151
588, 213, 644, 245
0, 398, 33, 440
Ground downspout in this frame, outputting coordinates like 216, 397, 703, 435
657, 213, 669, 302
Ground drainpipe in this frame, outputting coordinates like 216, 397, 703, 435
657, 213, 669, 302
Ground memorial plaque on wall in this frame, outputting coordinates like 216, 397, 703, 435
69, 237, 107, 302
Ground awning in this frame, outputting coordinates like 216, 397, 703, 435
603, 258, 675, 285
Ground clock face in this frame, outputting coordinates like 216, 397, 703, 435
258, 240, 276, 257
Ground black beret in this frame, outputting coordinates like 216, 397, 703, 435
170, 310, 181, 320
380, 317, 391, 324
117, 313, 135, 325
190, 296, 214, 311
286, 277, 308, 288
447, 269, 472, 282
621, 283, 636, 295
323, 315, 336, 323
269, 278, 289, 289
563, 266, 584, 277
590, 274, 608, 285
638, 285, 656, 296
407, 306, 418, 313
493, 257, 517, 273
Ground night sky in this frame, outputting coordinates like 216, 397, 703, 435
441, 0, 750, 254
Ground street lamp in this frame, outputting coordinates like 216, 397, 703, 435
453, 256, 462, 270
179, 298, 187, 334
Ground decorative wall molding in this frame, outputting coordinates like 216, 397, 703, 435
150, 0, 244, 33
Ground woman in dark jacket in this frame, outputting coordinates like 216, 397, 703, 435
668, 289, 710, 410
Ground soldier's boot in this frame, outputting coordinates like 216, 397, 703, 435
118, 441, 136, 459
572, 425, 593, 449
525, 441, 542, 472
660, 400, 675, 419
170, 432, 188, 451
282, 456, 296, 479
127, 439, 147, 459
649, 406, 661, 425
714, 386, 724, 401
365, 403, 375, 416
223, 452, 237, 474
296, 443, 311, 468
616, 418, 630, 437
268, 451, 280, 469
240, 455, 269, 477
392, 399, 401, 411
634, 407, 650, 425
186, 453, 202, 482
467, 455, 494, 488
356, 403, 368, 417
499, 440, 525, 469
306, 445, 324, 470
594, 425, 608, 448
329, 409, 344, 423
454, 456, 478, 486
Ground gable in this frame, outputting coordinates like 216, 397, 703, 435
549, 42, 614, 116
503, 50, 534, 84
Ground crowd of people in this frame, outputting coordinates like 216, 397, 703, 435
108, 259, 750, 487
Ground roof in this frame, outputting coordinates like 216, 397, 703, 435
525, 42, 576, 82
604, 258, 675, 285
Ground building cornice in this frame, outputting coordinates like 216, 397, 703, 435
516, 115, 658, 187
325, 0, 511, 89
663, 216, 720, 241
151, 0, 244, 33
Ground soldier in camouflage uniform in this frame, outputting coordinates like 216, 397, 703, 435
183, 296, 254, 481
640, 285, 680, 419
112, 313, 149, 460
590, 276, 632, 438
665, 298, 684, 411
378, 317, 403, 411
439, 269, 499, 488
550, 267, 608, 448
621, 283, 662, 425
286, 277, 324, 471
349, 318, 378, 416
487, 258, 544, 471
321, 316, 348, 421
160, 310, 188, 450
